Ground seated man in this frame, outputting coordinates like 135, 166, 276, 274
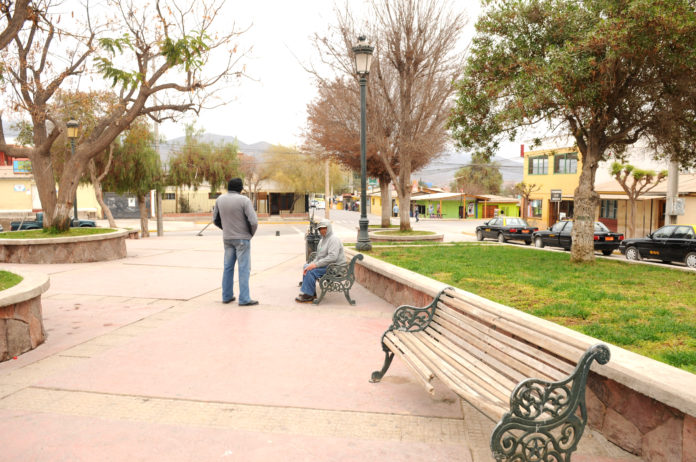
296, 219, 345, 303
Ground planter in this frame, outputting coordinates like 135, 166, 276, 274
0, 270, 50, 361
0, 229, 128, 264
369, 231, 443, 242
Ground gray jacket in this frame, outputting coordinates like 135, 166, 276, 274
312, 222, 345, 268
213, 191, 258, 240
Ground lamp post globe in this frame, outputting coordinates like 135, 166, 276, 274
66, 119, 80, 221
352, 36, 374, 251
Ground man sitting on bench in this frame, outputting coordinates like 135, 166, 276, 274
296, 219, 345, 303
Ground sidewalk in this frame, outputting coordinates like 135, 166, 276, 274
0, 229, 641, 461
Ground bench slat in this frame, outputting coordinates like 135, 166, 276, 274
434, 307, 565, 382
444, 289, 588, 362
423, 324, 519, 392
395, 331, 507, 421
430, 315, 531, 384
395, 331, 508, 412
412, 330, 512, 404
384, 333, 435, 394
437, 298, 578, 376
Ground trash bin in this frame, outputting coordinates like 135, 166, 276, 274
305, 219, 321, 262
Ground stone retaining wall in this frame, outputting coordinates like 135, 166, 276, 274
0, 271, 49, 361
346, 248, 696, 462
0, 229, 128, 264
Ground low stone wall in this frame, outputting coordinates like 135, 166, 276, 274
0, 229, 128, 264
346, 248, 696, 462
0, 271, 49, 361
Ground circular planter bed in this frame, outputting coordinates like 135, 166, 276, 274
0, 229, 129, 264
0, 270, 50, 361
369, 230, 444, 242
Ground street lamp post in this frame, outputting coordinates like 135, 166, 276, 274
353, 36, 374, 251
66, 119, 80, 222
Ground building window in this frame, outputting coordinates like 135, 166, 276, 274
530, 199, 543, 217
600, 199, 617, 219
528, 156, 548, 175
554, 152, 578, 174
163, 193, 176, 200
208, 192, 221, 199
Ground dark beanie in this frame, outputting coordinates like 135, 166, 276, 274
228, 178, 243, 192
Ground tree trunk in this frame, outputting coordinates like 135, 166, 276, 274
379, 177, 391, 228
396, 172, 412, 231
88, 159, 117, 228
138, 194, 150, 238
628, 198, 637, 238
31, 153, 58, 228
53, 156, 85, 231
571, 142, 601, 263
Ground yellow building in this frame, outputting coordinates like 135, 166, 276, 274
0, 163, 101, 219
523, 147, 581, 229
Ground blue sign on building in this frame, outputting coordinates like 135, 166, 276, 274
13, 159, 32, 173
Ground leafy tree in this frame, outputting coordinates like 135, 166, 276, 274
167, 126, 241, 196
448, 0, 696, 262
264, 145, 345, 211
310, 0, 467, 230
0, 0, 247, 230
102, 121, 163, 237
611, 162, 667, 238
513, 182, 542, 220
450, 155, 503, 195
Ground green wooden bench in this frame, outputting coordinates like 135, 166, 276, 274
370, 287, 610, 462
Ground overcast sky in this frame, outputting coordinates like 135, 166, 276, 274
158, 0, 482, 147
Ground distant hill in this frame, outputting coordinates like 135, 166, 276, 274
415, 149, 524, 188
159, 133, 273, 165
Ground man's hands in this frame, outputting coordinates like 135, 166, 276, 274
303, 263, 317, 276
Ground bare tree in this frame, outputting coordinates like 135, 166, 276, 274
239, 153, 272, 211
0, 0, 30, 50
513, 182, 541, 220
310, 0, 467, 230
0, 0, 248, 230
611, 162, 667, 238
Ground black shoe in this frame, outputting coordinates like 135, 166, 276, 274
222, 297, 236, 304
239, 300, 258, 306
295, 293, 315, 303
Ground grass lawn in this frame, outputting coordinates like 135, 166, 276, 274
373, 230, 436, 236
0, 271, 23, 291
369, 243, 696, 374
0, 228, 115, 239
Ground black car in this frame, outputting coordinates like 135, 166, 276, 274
476, 217, 538, 244
10, 212, 96, 230
619, 224, 696, 268
533, 221, 624, 255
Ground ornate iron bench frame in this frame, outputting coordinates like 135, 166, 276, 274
370, 288, 611, 462
308, 252, 364, 305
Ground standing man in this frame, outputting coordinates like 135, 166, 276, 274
296, 219, 345, 303
213, 178, 259, 306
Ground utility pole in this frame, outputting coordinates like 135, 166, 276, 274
325, 159, 330, 219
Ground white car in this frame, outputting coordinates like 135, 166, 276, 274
316, 201, 326, 209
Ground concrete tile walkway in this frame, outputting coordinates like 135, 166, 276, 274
0, 222, 642, 461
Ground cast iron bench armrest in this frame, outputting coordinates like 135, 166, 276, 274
311, 253, 364, 305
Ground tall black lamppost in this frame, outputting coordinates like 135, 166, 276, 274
353, 36, 374, 251
66, 119, 80, 222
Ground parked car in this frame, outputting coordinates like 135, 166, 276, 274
533, 221, 623, 255
476, 217, 538, 244
10, 212, 96, 230
0, 223, 3, 232
619, 224, 696, 268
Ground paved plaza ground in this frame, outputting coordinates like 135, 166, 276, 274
0, 215, 642, 461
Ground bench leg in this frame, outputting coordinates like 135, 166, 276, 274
370, 350, 394, 383
343, 288, 356, 305
313, 286, 327, 305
